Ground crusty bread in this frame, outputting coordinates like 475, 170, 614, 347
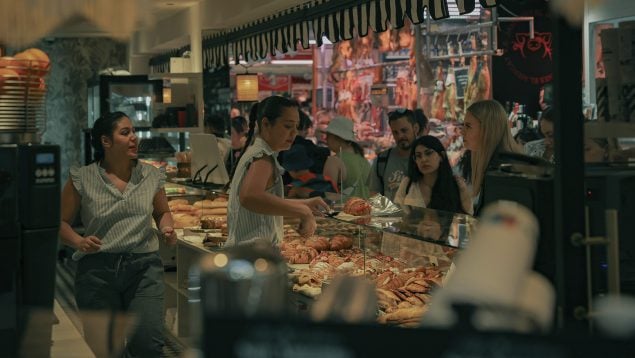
195, 207, 227, 216
193, 200, 227, 209
168, 199, 189, 206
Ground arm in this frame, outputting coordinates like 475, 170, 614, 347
455, 176, 474, 215
153, 188, 177, 245
59, 179, 101, 252
323, 156, 344, 189
366, 159, 381, 196
239, 157, 313, 219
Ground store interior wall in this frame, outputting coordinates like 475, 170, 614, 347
33, 38, 128, 183
583, 0, 635, 106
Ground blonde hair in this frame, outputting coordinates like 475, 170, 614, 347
467, 100, 523, 196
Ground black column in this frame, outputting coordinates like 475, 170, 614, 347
551, 15, 587, 330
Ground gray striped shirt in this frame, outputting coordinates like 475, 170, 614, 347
227, 137, 284, 246
69, 162, 166, 260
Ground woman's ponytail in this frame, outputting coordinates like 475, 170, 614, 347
230, 102, 259, 180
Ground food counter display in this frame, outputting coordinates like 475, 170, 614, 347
161, 182, 477, 343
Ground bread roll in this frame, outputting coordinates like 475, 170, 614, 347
169, 204, 195, 212
168, 199, 189, 206
193, 200, 227, 209
195, 207, 227, 216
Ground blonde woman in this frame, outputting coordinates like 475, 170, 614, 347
458, 100, 523, 214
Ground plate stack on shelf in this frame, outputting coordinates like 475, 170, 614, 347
0, 49, 50, 144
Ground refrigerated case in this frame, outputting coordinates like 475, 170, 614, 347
87, 75, 163, 128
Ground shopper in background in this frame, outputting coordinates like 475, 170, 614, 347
414, 108, 430, 136
584, 137, 610, 163
278, 110, 330, 184
514, 127, 541, 147
227, 96, 329, 246
282, 145, 338, 199
227, 115, 248, 175
204, 113, 231, 165
524, 107, 555, 162
59, 111, 177, 357
368, 109, 420, 201
458, 100, 523, 214
323, 116, 371, 198
394, 136, 472, 214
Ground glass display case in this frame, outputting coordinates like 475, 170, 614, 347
87, 75, 163, 128
159, 181, 477, 341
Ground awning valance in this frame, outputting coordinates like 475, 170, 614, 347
202, 0, 499, 69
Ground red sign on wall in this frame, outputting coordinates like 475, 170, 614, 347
258, 75, 290, 92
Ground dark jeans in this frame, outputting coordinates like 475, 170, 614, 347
74, 252, 164, 358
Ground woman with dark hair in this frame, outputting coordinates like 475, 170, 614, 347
524, 107, 555, 162
227, 96, 329, 246
227, 115, 249, 174
59, 112, 176, 356
394, 135, 472, 214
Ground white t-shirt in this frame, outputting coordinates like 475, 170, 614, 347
394, 177, 426, 209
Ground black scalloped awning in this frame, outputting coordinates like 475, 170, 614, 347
151, 0, 498, 72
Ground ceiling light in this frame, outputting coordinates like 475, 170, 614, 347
270, 59, 313, 65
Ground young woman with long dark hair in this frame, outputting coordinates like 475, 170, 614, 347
394, 135, 472, 214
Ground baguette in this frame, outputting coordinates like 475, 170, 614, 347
195, 207, 227, 216
193, 200, 227, 209
168, 199, 189, 206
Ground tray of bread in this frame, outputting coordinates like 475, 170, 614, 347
279, 225, 448, 328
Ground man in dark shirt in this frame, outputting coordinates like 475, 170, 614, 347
279, 110, 330, 184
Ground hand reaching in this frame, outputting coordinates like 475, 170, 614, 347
161, 226, 177, 246
303, 197, 330, 216
78, 235, 102, 253
297, 214, 317, 238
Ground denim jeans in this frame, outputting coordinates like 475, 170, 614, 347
74, 252, 164, 357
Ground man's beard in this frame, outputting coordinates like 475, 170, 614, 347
398, 140, 411, 150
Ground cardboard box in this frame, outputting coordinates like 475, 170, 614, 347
170, 57, 191, 73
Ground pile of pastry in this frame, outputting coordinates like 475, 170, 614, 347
168, 197, 228, 229
281, 226, 446, 328
280, 228, 356, 265
375, 267, 443, 327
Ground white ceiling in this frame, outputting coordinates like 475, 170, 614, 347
47, 0, 308, 54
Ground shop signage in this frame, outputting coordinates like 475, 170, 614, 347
501, 18, 553, 86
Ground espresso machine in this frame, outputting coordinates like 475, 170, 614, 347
0, 60, 60, 356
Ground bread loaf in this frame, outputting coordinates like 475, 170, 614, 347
193, 200, 227, 209
168, 199, 189, 206
195, 207, 227, 216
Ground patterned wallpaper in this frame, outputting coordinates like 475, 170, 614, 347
32, 38, 128, 184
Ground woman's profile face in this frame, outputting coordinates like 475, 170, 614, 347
413, 144, 442, 175
462, 112, 482, 152
261, 107, 299, 152
584, 138, 607, 163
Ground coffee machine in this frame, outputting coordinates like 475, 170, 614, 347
0, 59, 60, 356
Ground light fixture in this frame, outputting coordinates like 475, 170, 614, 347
162, 79, 172, 104
236, 73, 259, 102
270, 59, 313, 65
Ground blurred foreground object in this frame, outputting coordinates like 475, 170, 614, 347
423, 201, 555, 333
0, 0, 151, 47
